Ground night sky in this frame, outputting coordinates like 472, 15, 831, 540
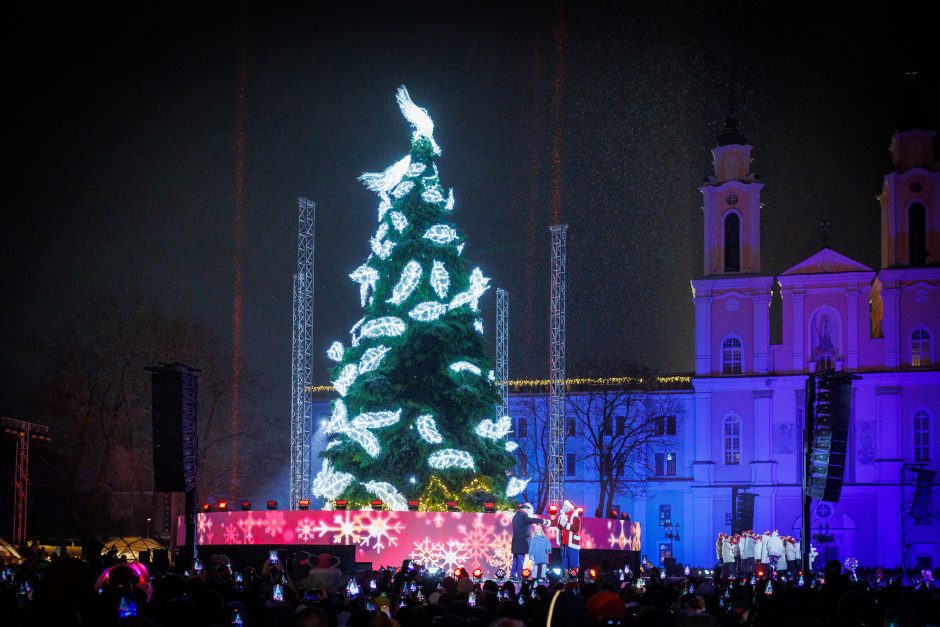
3, 0, 938, 423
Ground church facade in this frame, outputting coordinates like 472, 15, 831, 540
512, 117, 939, 570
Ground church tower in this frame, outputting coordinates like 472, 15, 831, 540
691, 116, 773, 376
701, 116, 764, 276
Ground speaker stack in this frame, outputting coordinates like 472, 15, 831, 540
149, 364, 199, 493
807, 373, 853, 502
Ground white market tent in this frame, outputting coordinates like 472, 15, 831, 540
101, 537, 165, 561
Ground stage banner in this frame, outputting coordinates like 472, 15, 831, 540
181, 510, 640, 578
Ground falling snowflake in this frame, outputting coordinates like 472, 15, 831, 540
358, 511, 404, 554
488, 530, 513, 570
296, 518, 317, 542
496, 511, 515, 527
409, 538, 445, 568
439, 539, 470, 572
224, 523, 239, 544
432, 513, 446, 529
314, 510, 363, 546
197, 514, 214, 544
262, 511, 286, 537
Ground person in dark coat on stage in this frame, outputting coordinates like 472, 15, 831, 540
511, 503, 547, 581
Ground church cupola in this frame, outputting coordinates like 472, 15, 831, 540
700, 115, 764, 276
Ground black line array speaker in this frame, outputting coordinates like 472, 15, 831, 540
733, 492, 756, 534
807, 372, 854, 502
148, 363, 199, 492
909, 469, 936, 523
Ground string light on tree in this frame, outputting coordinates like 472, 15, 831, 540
312, 460, 356, 500
359, 155, 411, 196
448, 268, 490, 311
390, 211, 409, 232
363, 481, 408, 511
474, 319, 484, 334
445, 189, 454, 211
405, 162, 427, 177
504, 441, 518, 452
422, 186, 445, 203
350, 265, 379, 307
474, 415, 512, 440
359, 317, 407, 339
351, 409, 402, 429
332, 364, 358, 397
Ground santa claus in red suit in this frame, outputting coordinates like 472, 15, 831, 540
556, 500, 581, 579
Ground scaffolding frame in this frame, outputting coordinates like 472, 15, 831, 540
496, 288, 509, 418
548, 224, 567, 509
290, 197, 316, 509
1, 415, 51, 547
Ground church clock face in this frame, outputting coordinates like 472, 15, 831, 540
726, 193, 738, 205
910, 181, 923, 193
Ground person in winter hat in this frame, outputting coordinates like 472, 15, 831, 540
510, 503, 546, 581
528, 522, 552, 581
556, 500, 581, 580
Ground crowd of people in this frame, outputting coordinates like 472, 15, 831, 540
715, 532, 805, 579
2, 540, 939, 627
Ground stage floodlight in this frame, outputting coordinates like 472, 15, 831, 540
371, 499, 384, 511
407, 500, 420, 511
483, 501, 496, 513
218, 500, 229, 512
266, 500, 278, 510
446, 501, 459, 512
335, 499, 348, 510
298, 499, 310, 510
240, 500, 252, 511
201, 503, 211, 513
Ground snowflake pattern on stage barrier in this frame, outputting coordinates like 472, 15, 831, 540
296, 518, 317, 542
315, 509, 362, 545
185, 510, 621, 579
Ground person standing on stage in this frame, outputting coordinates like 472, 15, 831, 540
556, 500, 582, 580
528, 523, 551, 582
511, 503, 546, 581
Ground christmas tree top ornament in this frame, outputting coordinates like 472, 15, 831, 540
313, 86, 523, 511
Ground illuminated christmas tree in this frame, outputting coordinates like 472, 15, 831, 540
312, 87, 523, 511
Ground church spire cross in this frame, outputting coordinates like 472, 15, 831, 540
818, 219, 832, 250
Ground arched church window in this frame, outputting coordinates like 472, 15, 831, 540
909, 203, 927, 267
911, 327, 931, 367
722, 336, 742, 374
914, 409, 930, 463
724, 213, 741, 272
724, 415, 741, 465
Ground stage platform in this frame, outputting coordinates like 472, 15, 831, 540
183, 510, 640, 578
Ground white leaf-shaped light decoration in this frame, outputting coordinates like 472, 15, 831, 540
332, 364, 358, 397
456, 243, 464, 255
445, 189, 455, 211
423, 224, 459, 245
475, 415, 512, 440
359, 155, 412, 194
473, 319, 484, 334
390, 211, 409, 232
422, 186, 445, 203
488, 370, 495, 382
358, 345, 391, 374
406, 161, 427, 177
408, 301, 447, 322
448, 268, 490, 311
449, 361, 482, 376
377, 192, 392, 222
416, 414, 443, 444
506, 477, 530, 498
352, 409, 402, 430
360, 317, 406, 339
504, 441, 519, 452
370, 223, 395, 259
343, 427, 381, 457
428, 449, 475, 470
391, 180, 415, 199
327, 341, 345, 362
387, 261, 422, 305
350, 317, 365, 347
325, 400, 349, 434
350, 265, 380, 307
312, 459, 356, 500
363, 481, 408, 511
430, 261, 449, 298
396, 85, 441, 155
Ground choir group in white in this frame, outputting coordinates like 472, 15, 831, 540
716, 530, 815, 578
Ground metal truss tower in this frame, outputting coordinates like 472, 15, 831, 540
1, 415, 51, 547
495, 288, 509, 418
290, 197, 316, 509
548, 224, 567, 509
